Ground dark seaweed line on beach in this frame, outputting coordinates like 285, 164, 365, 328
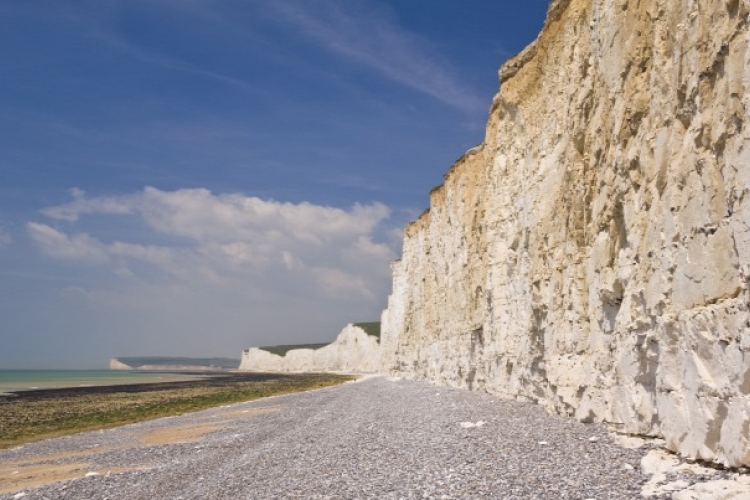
0, 372, 354, 449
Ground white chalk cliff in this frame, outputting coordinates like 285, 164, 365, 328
380, 0, 750, 467
239, 324, 381, 373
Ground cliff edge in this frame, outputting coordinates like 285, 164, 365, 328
381, 0, 750, 467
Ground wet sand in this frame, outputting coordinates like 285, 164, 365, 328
0, 371, 212, 395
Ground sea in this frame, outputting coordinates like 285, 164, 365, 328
0, 370, 205, 394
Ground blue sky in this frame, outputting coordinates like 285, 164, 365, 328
0, 0, 549, 368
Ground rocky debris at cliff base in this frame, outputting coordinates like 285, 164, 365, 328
606, 430, 750, 498
673, 479, 750, 500
640, 448, 750, 498
610, 433, 666, 450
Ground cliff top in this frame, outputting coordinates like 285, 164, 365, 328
499, 0, 573, 82
257, 343, 330, 357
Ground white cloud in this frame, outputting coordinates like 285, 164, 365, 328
27, 222, 110, 263
27, 221, 177, 269
19, 187, 404, 360
41, 187, 133, 222
268, 0, 484, 113
25, 187, 400, 355
33, 187, 397, 301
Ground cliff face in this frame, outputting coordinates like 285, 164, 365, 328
239, 324, 381, 373
381, 0, 750, 467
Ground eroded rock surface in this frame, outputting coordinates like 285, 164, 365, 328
380, 0, 750, 467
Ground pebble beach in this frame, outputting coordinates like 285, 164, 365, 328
0, 376, 660, 499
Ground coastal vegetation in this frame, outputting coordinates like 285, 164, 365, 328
353, 322, 381, 340
0, 372, 354, 449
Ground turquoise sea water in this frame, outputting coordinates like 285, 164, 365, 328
0, 370, 204, 393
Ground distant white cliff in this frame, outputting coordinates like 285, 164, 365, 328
239, 324, 381, 373
108, 356, 240, 371
109, 358, 133, 370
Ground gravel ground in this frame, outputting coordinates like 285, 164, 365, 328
0, 376, 656, 499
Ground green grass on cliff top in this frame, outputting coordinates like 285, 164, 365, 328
353, 322, 381, 339
257, 343, 331, 357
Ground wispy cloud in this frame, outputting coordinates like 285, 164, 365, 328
50, 1, 260, 96
0, 229, 12, 248
267, 0, 484, 113
42, 188, 133, 222
28, 222, 176, 267
94, 30, 260, 95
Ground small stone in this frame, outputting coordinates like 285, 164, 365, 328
459, 421, 486, 428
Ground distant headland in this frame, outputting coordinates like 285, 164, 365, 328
109, 356, 240, 371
